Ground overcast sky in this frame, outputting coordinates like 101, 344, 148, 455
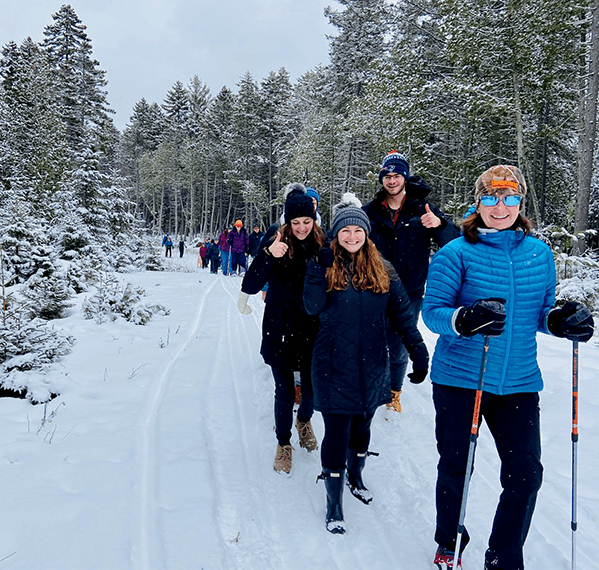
1, 0, 337, 131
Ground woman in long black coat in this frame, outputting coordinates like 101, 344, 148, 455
237, 183, 326, 475
303, 193, 429, 535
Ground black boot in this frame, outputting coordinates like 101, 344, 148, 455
318, 469, 346, 534
346, 449, 373, 505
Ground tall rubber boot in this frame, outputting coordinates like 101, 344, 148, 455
318, 469, 346, 534
346, 449, 373, 505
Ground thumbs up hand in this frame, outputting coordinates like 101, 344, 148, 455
421, 203, 441, 228
268, 231, 288, 258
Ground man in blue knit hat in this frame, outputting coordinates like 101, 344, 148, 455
363, 151, 459, 412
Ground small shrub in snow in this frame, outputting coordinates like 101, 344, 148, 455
0, 312, 74, 402
554, 252, 599, 315
82, 274, 169, 324
20, 271, 74, 320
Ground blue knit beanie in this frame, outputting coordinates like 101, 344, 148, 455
378, 151, 410, 184
305, 187, 320, 203
331, 193, 371, 237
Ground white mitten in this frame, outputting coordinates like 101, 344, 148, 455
237, 292, 252, 315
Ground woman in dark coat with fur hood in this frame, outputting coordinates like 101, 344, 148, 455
303, 193, 429, 535
237, 183, 326, 475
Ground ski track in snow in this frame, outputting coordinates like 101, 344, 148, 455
1, 259, 596, 570
112, 270, 599, 569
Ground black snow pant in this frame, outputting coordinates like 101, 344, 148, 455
320, 412, 374, 471
433, 384, 543, 570
271, 366, 313, 446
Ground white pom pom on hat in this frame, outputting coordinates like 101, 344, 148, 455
331, 192, 372, 237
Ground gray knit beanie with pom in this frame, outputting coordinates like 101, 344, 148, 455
331, 193, 371, 237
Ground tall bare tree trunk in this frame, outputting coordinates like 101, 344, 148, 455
574, 0, 599, 254
513, 68, 542, 225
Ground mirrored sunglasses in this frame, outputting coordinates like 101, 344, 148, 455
479, 194, 522, 207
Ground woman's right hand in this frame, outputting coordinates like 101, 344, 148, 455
268, 231, 288, 258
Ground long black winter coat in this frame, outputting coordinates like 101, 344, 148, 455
241, 230, 319, 371
303, 260, 429, 415
362, 177, 459, 298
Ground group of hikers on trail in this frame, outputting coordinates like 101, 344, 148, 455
233, 152, 594, 570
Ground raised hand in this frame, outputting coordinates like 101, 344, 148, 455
268, 231, 288, 258
421, 203, 441, 228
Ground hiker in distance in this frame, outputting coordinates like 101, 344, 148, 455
237, 183, 326, 475
363, 151, 459, 413
303, 193, 429, 535
422, 165, 594, 570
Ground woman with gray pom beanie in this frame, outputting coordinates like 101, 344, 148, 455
303, 192, 429, 535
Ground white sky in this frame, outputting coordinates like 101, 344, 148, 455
0, 0, 337, 130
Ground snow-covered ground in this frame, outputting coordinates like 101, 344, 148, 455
0, 252, 597, 569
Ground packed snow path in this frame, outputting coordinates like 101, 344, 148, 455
0, 260, 597, 569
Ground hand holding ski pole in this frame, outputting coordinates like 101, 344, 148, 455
455, 298, 506, 337
548, 302, 594, 343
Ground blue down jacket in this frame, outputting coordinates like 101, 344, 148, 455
422, 229, 556, 395
303, 260, 429, 415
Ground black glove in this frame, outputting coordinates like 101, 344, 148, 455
456, 298, 506, 337
408, 369, 428, 384
548, 302, 594, 342
316, 247, 334, 268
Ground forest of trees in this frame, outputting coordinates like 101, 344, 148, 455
2, 2, 599, 250
1, 1, 598, 399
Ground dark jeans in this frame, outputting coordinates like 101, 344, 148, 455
271, 366, 314, 446
433, 384, 543, 570
387, 294, 423, 391
320, 412, 374, 471
231, 251, 247, 273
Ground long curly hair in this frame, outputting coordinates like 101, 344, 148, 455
326, 236, 390, 293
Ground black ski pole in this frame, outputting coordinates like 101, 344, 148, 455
453, 336, 490, 570
571, 340, 579, 570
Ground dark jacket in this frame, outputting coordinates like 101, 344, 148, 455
228, 228, 249, 254
303, 260, 429, 415
242, 229, 319, 370
248, 230, 265, 257
207, 243, 220, 260
362, 177, 459, 298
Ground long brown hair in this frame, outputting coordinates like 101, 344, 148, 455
277, 221, 326, 258
326, 236, 390, 293
462, 210, 533, 244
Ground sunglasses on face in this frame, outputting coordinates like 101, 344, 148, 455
479, 194, 523, 207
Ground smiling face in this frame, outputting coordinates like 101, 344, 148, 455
477, 191, 522, 231
290, 217, 314, 240
337, 225, 366, 254
382, 173, 406, 196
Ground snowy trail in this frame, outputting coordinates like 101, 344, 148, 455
0, 261, 597, 569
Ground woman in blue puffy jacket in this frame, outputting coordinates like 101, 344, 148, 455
422, 165, 594, 570
303, 193, 429, 536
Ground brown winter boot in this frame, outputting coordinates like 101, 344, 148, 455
386, 390, 402, 413
273, 444, 293, 474
296, 418, 318, 452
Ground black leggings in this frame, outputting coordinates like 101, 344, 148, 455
320, 412, 374, 471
